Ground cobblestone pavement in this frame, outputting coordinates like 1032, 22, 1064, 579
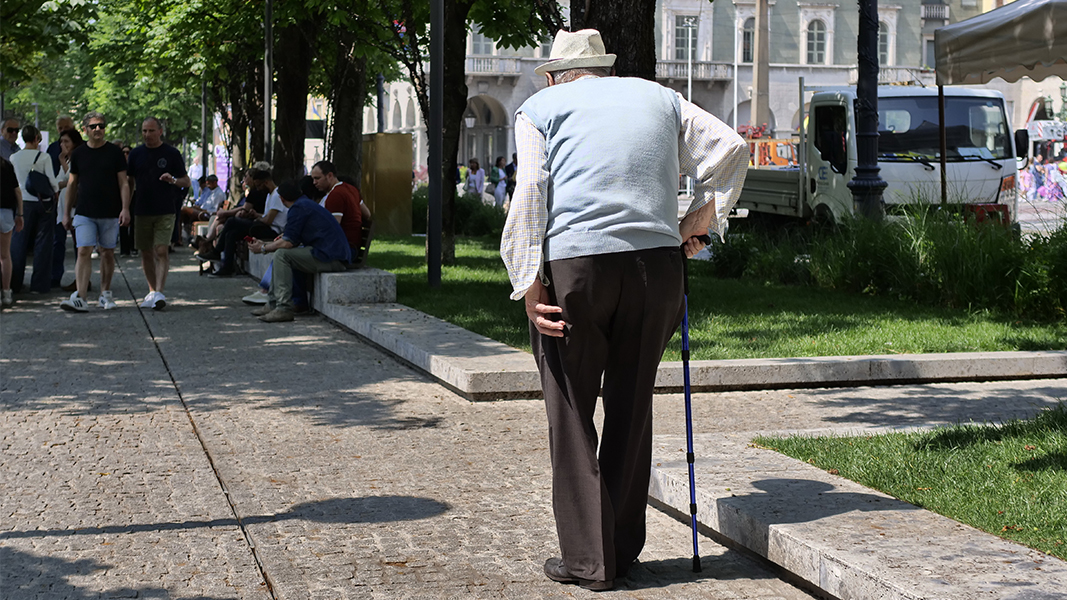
3, 251, 1065, 599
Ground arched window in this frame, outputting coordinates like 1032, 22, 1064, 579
742, 18, 755, 63
406, 98, 416, 129
878, 22, 890, 66
392, 100, 402, 131
806, 20, 826, 64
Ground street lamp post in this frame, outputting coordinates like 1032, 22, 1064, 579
683, 16, 697, 196
1059, 83, 1067, 122
847, 0, 887, 219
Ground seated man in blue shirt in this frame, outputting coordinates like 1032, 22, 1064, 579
248, 180, 350, 322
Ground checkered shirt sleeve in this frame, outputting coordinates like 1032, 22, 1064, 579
500, 112, 549, 301
676, 92, 750, 241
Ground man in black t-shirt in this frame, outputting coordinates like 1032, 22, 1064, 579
62, 111, 130, 313
126, 117, 189, 310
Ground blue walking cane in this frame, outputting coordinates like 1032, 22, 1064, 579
681, 233, 711, 573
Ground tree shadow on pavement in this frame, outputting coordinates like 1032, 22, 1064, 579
621, 550, 788, 591
804, 383, 1067, 428
0, 546, 218, 600
0, 496, 451, 541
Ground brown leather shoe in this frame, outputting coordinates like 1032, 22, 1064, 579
543, 558, 613, 591
251, 304, 274, 317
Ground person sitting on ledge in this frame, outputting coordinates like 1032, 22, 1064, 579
248, 180, 350, 323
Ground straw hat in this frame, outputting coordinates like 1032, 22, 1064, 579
534, 29, 617, 77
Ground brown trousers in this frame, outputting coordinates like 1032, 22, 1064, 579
531, 246, 684, 582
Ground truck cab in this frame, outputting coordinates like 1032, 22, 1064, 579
808, 86, 1017, 223
735, 85, 1018, 225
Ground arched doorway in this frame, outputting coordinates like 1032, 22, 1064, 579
462, 95, 508, 171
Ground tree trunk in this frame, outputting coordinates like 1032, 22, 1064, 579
329, 32, 367, 184
583, 0, 657, 81
272, 22, 313, 182
248, 61, 265, 164
439, 0, 475, 265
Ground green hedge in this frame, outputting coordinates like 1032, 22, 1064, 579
719, 212, 1067, 320
411, 186, 507, 238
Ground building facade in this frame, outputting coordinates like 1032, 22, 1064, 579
368, 0, 1052, 175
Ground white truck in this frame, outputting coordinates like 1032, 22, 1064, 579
735, 85, 1025, 225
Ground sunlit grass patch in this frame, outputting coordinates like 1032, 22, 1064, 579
753, 404, 1067, 560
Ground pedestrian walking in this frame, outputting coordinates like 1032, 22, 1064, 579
1, 156, 24, 308
500, 29, 748, 591
0, 118, 20, 161
61, 112, 130, 312
9, 125, 59, 294
126, 117, 189, 310
52, 128, 85, 289
491, 156, 508, 208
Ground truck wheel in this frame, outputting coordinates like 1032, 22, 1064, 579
812, 204, 837, 230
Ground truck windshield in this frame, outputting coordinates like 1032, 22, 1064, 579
876, 96, 1011, 161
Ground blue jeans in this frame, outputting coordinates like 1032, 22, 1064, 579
10, 200, 55, 293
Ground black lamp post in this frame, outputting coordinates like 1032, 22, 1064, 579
847, 0, 887, 220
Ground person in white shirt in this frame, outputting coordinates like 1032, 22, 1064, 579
9, 125, 59, 293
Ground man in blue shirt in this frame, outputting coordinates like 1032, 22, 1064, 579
248, 180, 350, 322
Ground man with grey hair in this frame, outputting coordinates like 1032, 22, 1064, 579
61, 111, 130, 312
501, 29, 748, 590
47, 115, 76, 175
127, 116, 188, 310
1, 118, 20, 160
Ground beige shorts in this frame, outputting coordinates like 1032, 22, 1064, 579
135, 214, 175, 251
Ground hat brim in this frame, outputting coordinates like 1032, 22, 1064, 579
534, 54, 617, 77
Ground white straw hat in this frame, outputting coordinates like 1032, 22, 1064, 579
534, 29, 617, 77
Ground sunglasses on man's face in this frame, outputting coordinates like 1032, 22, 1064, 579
87, 123, 106, 131
5, 127, 18, 134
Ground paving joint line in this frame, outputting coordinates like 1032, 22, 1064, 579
118, 262, 279, 599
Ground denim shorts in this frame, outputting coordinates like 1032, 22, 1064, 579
0, 208, 13, 234
73, 215, 120, 249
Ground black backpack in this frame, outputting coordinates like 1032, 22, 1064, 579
26, 151, 55, 201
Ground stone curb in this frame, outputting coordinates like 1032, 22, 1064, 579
649, 431, 1067, 600
312, 301, 1067, 401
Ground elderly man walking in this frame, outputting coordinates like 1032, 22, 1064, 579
500, 29, 748, 591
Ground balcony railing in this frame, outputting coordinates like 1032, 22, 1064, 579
921, 4, 949, 20
465, 57, 522, 76
847, 65, 935, 86
655, 60, 733, 81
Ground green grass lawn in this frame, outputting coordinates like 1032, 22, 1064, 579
752, 404, 1067, 561
370, 235, 1067, 360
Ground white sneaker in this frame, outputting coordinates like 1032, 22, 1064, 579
151, 292, 166, 310
98, 290, 117, 310
139, 292, 157, 309
1, 289, 12, 308
242, 290, 269, 305
61, 292, 89, 313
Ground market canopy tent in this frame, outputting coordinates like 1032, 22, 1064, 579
935, 0, 1067, 85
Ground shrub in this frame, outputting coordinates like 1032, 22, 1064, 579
410, 187, 506, 238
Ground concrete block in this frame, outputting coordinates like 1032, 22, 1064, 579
650, 432, 1067, 600
247, 252, 271, 281
312, 269, 396, 306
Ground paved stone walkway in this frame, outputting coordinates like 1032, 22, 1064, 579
2, 255, 815, 599
3, 252, 1065, 599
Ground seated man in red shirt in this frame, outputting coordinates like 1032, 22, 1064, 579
310, 160, 370, 262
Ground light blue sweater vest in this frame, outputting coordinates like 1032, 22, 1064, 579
518, 77, 684, 262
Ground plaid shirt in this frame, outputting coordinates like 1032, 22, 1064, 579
500, 89, 749, 300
